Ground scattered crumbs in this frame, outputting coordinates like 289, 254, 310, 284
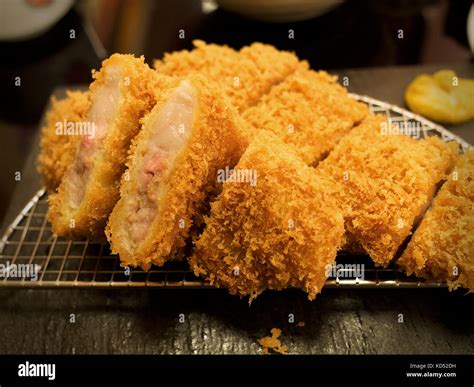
296, 321, 305, 328
258, 328, 288, 355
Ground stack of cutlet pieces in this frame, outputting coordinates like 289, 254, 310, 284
38, 41, 472, 301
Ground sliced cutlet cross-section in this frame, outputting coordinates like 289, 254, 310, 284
315, 114, 459, 267
189, 130, 345, 301
397, 150, 474, 290
154, 40, 303, 112
106, 74, 248, 269
242, 68, 368, 165
48, 54, 158, 240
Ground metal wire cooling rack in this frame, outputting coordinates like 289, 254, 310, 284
0, 95, 471, 289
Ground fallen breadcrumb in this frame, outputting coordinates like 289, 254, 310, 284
397, 150, 474, 291
37, 90, 89, 191
258, 328, 288, 355
154, 40, 303, 112
243, 68, 368, 164
189, 130, 345, 301
316, 114, 459, 266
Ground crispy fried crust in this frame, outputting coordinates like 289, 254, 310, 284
397, 150, 474, 290
316, 114, 459, 266
154, 40, 303, 111
37, 91, 90, 191
242, 68, 368, 165
189, 130, 345, 301
107, 74, 248, 268
48, 54, 158, 240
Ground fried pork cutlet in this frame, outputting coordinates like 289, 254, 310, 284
315, 114, 459, 267
38, 90, 89, 191
106, 74, 247, 269
189, 130, 345, 301
48, 54, 158, 240
397, 150, 474, 290
242, 68, 368, 165
154, 40, 303, 112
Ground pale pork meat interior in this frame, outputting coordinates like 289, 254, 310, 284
124, 80, 197, 250
65, 64, 122, 210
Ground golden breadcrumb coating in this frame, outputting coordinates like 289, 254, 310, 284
405, 69, 474, 124
397, 150, 474, 290
154, 40, 303, 111
107, 74, 248, 269
48, 54, 158, 240
189, 130, 345, 301
316, 114, 459, 267
242, 68, 368, 165
37, 90, 90, 191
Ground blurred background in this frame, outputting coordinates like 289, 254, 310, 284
0, 0, 473, 223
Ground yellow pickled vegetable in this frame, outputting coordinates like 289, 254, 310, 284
405, 69, 474, 124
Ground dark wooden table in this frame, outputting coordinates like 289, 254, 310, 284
1, 64, 473, 355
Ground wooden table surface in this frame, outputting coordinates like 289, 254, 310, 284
1, 63, 473, 355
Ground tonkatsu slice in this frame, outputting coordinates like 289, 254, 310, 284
154, 40, 303, 112
242, 68, 368, 165
48, 54, 157, 239
106, 74, 247, 269
398, 150, 474, 290
316, 114, 459, 266
189, 130, 345, 301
